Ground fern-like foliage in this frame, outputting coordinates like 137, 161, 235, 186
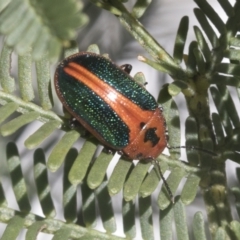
2, 142, 239, 239
0, 0, 240, 239
0, 0, 88, 61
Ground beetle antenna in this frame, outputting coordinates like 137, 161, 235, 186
168, 145, 217, 156
152, 160, 174, 204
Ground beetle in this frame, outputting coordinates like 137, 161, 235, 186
54, 52, 168, 162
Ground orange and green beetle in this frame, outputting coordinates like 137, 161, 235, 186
54, 52, 167, 162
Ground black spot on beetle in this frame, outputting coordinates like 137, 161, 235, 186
144, 127, 160, 147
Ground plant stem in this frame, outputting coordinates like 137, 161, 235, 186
0, 90, 62, 123
202, 162, 235, 239
0, 206, 125, 239
185, 76, 234, 238
109, 1, 186, 79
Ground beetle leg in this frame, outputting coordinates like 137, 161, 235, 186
120, 64, 132, 74
158, 106, 164, 112
68, 117, 90, 137
117, 150, 124, 156
103, 147, 115, 155
68, 117, 81, 129
152, 159, 174, 203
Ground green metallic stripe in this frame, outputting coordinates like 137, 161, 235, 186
56, 68, 129, 148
